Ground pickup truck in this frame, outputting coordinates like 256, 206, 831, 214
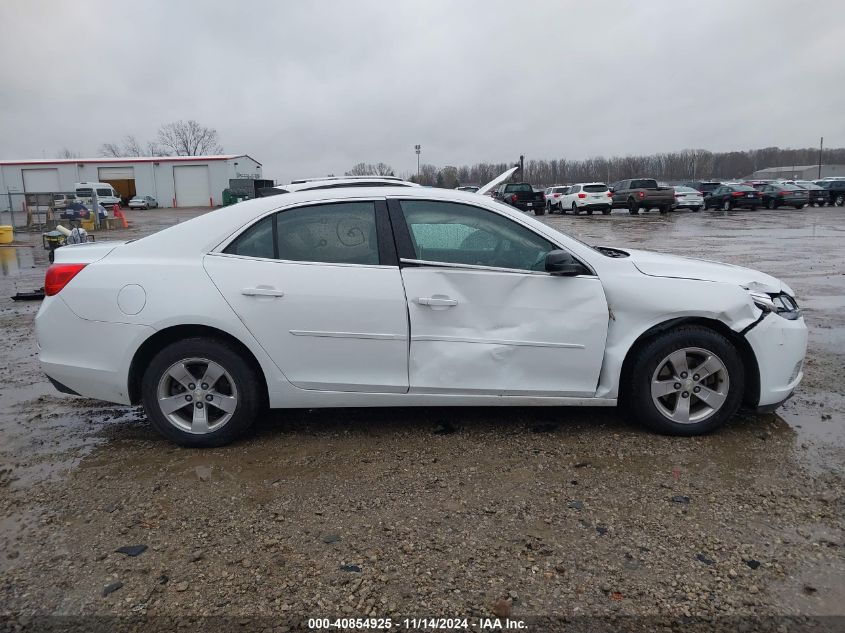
493, 182, 546, 215
610, 178, 675, 214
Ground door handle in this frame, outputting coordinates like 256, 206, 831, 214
241, 287, 285, 297
417, 296, 457, 307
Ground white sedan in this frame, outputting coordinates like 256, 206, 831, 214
672, 186, 705, 212
35, 186, 807, 446
128, 195, 159, 209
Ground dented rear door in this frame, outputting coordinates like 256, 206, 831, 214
389, 198, 609, 397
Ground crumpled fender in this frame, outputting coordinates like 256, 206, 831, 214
595, 270, 761, 399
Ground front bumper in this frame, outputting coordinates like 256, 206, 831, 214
745, 312, 808, 408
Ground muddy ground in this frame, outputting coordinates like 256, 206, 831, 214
0, 205, 843, 631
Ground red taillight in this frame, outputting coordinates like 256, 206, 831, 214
778, 191, 787, 196
637, 191, 645, 199
553, 193, 560, 198
578, 193, 586, 199
607, 191, 613, 197
731, 191, 744, 197
757, 192, 763, 197
510, 194, 518, 203
44, 263, 86, 296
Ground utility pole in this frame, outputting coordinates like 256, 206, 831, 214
415, 145, 421, 179
519, 154, 524, 179
819, 137, 824, 179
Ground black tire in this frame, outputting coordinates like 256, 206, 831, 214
601, 207, 611, 215
142, 337, 261, 447
835, 195, 844, 207
795, 204, 805, 210
766, 198, 775, 210
571, 203, 579, 215
624, 326, 744, 436
691, 206, 701, 212
628, 199, 638, 215
546, 201, 552, 214
560, 204, 567, 215
722, 200, 732, 211
586, 209, 593, 216
658, 206, 668, 215
534, 206, 545, 216
750, 206, 759, 211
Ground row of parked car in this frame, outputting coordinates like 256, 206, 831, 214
489, 177, 845, 216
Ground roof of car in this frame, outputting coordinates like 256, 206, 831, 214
275, 176, 420, 193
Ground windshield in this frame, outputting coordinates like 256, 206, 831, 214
504, 184, 532, 192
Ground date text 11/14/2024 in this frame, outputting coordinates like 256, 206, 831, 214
307, 617, 528, 630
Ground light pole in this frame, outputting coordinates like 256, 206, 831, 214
415, 145, 421, 179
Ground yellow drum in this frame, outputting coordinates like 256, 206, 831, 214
0, 225, 13, 244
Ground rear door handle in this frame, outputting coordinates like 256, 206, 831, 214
241, 287, 285, 297
417, 296, 457, 307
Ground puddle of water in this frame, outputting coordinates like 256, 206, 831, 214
0, 246, 36, 276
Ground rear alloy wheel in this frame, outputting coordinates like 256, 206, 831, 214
722, 200, 732, 211
835, 195, 844, 207
766, 199, 776, 210
142, 337, 261, 447
626, 326, 744, 435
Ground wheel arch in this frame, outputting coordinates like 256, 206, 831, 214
618, 316, 760, 408
128, 324, 270, 407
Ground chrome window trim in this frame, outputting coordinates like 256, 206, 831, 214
399, 257, 597, 278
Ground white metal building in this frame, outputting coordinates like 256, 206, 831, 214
0, 154, 262, 211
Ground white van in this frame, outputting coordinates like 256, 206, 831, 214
74, 182, 121, 207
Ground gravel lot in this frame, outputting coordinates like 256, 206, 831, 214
0, 205, 843, 632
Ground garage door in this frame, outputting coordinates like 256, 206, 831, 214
173, 165, 211, 207
22, 168, 60, 192
99, 166, 134, 180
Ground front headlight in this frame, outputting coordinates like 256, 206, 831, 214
747, 289, 801, 320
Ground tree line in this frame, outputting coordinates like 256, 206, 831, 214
395, 146, 845, 187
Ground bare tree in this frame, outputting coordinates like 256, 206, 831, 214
56, 148, 80, 159
157, 120, 223, 156
345, 162, 395, 176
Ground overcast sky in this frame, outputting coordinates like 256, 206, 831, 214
1, 0, 843, 181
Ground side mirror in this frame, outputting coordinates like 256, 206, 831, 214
545, 250, 586, 276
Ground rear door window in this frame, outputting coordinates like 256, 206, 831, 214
583, 185, 608, 193
225, 201, 380, 266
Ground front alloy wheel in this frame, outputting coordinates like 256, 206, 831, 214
626, 326, 744, 435
650, 348, 729, 424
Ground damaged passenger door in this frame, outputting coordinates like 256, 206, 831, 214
388, 199, 609, 397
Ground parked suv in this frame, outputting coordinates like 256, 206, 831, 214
610, 179, 675, 214
560, 183, 613, 215
816, 180, 845, 207
544, 186, 570, 213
